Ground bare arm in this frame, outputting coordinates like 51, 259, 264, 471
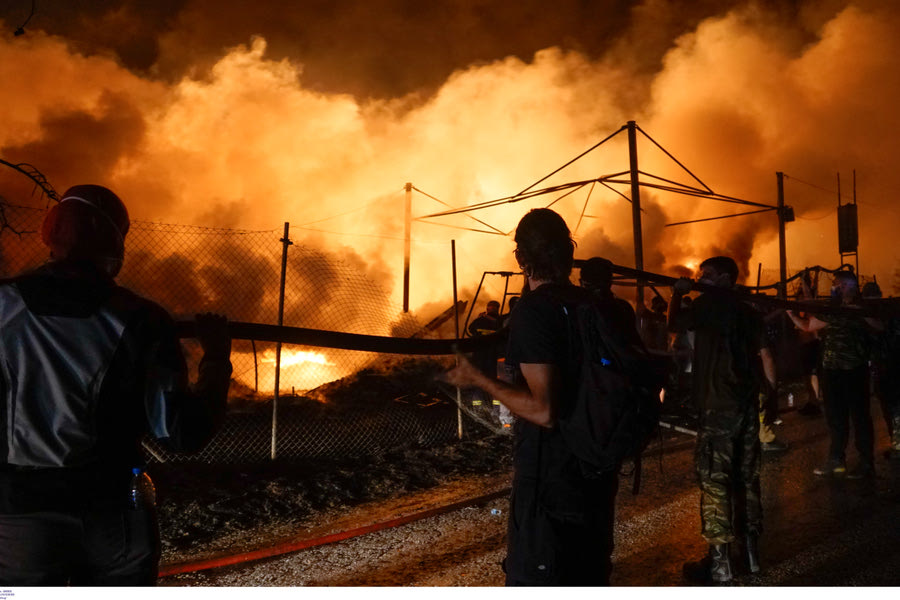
441, 354, 555, 427
786, 310, 829, 333
759, 347, 777, 389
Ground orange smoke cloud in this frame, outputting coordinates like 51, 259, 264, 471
3, 0, 900, 320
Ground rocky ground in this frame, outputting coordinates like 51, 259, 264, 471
152, 422, 514, 565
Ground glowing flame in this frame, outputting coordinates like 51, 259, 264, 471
259, 348, 332, 368
248, 347, 350, 394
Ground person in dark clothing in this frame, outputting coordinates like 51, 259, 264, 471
669, 295, 695, 414
669, 256, 776, 583
639, 295, 670, 352
860, 280, 900, 457
501, 295, 519, 328
0, 185, 233, 586
788, 271, 878, 478
579, 256, 641, 347
467, 300, 503, 412
795, 272, 823, 416
442, 208, 619, 586
876, 317, 900, 458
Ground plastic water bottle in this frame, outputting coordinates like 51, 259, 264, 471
129, 467, 156, 510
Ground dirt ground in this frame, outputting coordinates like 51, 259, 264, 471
152, 431, 514, 566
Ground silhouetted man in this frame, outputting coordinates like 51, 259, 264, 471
0, 185, 233, 585
669, 256, 776, 583
443, 208, 619, 585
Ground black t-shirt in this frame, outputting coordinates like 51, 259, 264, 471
672, 289, 765, 412
504, 283, 589, 497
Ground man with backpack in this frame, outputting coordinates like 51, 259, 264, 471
0, 185, 232, 585
442, 208, 658, 586
669, 256, 776, 584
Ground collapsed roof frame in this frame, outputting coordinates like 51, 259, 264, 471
410, 121, 784, 304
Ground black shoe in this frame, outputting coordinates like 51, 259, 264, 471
709, 544, 733, 582
745, 534, 760, 574
683, 544, 733, 584
761, 439, 789, 452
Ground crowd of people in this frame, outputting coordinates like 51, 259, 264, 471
444, 207, 900, 586
2, 192, 898, 587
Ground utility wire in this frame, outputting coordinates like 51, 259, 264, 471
782, 173, 839, 197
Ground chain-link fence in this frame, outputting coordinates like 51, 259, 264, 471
1, 203, 496, 465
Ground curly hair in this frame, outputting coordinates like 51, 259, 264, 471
513, 208, 575, 283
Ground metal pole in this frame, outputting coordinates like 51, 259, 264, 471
251, 339, 258, 393
853, 170, 859, 274
627, 121, 645, 306
776, 172, 787, 299
272, 222, 292, 460
452, 240, 463, 440
403, 182, 412, 313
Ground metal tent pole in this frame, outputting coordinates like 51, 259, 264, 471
271, 222, 292, 460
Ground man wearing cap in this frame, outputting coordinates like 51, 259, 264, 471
0, 185, 233, 585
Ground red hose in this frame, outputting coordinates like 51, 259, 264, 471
158, 487, 510, 577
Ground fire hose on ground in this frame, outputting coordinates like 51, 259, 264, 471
158, 488, 510, 577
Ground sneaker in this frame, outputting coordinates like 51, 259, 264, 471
813, 460, 846, 477
761, 439, 789, 452
846, 463, 875, 480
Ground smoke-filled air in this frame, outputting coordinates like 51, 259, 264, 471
3, 0, 900, 322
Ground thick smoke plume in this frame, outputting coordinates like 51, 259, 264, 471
3, 0, 900, 323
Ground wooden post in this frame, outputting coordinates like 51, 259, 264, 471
403, 182, 412, 313
272, 222, 292, 460
627, 121, 645, 306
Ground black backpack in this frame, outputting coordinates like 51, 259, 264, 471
557, 297, 667, 492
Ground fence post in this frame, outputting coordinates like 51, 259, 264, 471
251, 339, 259, 393
452, 239, 463, 440
403, 182, 412, 313
272, 222, 292, 460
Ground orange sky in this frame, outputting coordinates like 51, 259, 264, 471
3, 0, 900, 319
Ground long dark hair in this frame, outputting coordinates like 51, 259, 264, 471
513, 208, 575, 283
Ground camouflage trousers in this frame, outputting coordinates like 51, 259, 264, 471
695, 404, 762, 545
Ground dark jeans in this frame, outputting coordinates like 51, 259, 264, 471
822, 366, 874, 465
0, 506, 159, 586
504, 470, 618, 586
